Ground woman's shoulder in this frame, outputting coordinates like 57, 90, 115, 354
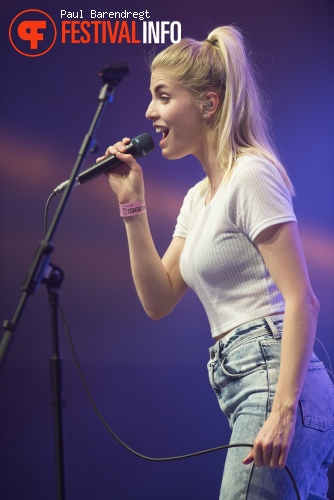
231, 154, 288, 188
183, 178, 207, 205
226, 153, 294, 215
235, 153, 278, 174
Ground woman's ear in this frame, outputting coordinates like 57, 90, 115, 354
200, 92, 219, 119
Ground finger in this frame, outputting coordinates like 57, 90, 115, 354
98, 137, 132, 163
278, 444, 289, 469
242, 450, 254, 465
115, 151, 138, 166
113, 141, 128, 152
253, 440, 263, 467
96, 149, 115, 162
269, 440, 281, 469
103, 142, 126, 158
104, 147, 122, 158
262, 442, 273, 467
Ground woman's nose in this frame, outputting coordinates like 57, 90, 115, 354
145, 101, 157, 120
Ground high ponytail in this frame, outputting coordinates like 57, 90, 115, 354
150, 26, 294, 195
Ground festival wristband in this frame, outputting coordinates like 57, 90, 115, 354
119, 200, 146, 217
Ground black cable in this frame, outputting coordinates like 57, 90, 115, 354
245, 463, 255, 498
59, 303, 301, 499
59, 304, 251, 461
44, 191, 56, 235
285, 465, 301, 500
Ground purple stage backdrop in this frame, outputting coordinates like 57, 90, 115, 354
1, 0, 333, 498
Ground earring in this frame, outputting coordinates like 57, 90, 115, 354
202, 102, 213, 119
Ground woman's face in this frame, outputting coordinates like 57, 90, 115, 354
146, 70, 205, 160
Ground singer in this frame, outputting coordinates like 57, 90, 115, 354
98, 26, 334, 498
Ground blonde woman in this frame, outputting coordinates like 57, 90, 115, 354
98, 26, 334, 499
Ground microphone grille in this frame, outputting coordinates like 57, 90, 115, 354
132, 133, 155, 156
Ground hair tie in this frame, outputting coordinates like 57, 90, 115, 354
204, 38, 217, 47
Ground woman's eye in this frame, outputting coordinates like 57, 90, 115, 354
160, 95, 170, 103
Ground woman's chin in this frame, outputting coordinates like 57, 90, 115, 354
161, 146, 186, 161
161, 151, 181, 161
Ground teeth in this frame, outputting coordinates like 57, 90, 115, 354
155, 127, 168, 134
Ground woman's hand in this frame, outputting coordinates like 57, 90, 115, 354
243, 405, 297, 469
96, 137, 145, 204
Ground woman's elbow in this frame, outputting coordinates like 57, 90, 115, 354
144, 304, 173, 321
309, 291, 320, 316
286, 289, 320, 317
300, 289, 320, 318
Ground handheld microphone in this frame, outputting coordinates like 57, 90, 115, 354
53, 133, 155, 195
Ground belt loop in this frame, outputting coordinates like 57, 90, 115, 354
209, 346, 215, 360
264, 316, 280, 339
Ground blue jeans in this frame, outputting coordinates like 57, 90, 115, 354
207, 315, 334, 499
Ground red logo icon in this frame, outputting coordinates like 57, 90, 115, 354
9, 9, 57, 57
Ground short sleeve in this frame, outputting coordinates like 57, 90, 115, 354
173, 182, 204, 238
173, 201, 188, 238
226, 156, 297, 241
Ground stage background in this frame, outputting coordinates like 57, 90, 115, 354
1, 0, 333, 498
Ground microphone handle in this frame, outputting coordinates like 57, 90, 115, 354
53, 134, 154, 195
77, 141, 139, 185
53, 141, 139, 195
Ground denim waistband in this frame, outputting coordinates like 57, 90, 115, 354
209, 314, 284, 361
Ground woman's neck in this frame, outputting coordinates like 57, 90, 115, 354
197, 132, 223, 195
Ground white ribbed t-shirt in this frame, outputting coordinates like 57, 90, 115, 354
173, 155, 297, 338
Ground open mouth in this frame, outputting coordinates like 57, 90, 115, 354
155, 126, 169, 146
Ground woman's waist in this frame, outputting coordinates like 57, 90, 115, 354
212, 311, 284, 343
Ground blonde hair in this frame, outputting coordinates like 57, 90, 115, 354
150, 25, 294, 195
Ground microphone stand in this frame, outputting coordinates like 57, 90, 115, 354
0, 63, 128, 500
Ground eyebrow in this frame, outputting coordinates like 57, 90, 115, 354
150, 83, 169, 94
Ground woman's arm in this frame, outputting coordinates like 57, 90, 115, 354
100, 140, 188, 319
123, 215, 188, 319
243, 221, 320, 469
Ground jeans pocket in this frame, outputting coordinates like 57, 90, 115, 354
220, 338, 267, 379
299, 355, 334, 431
